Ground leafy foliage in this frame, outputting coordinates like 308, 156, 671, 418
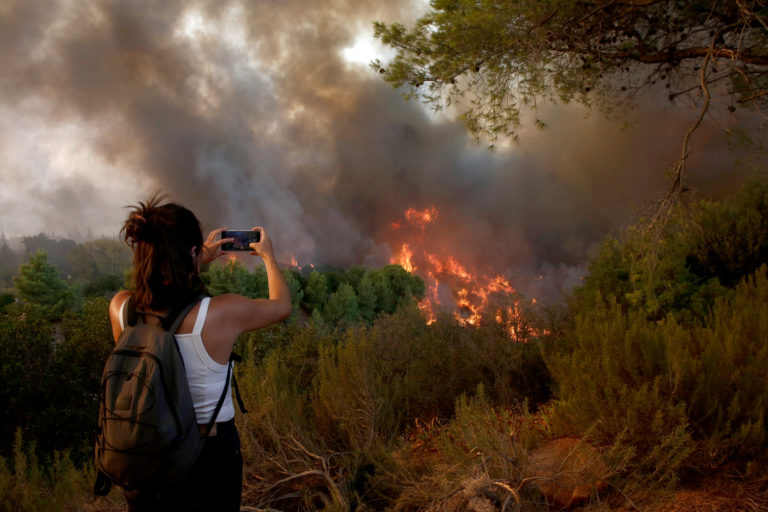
576, 177, 768, 322
0, 304, 55, 458
374, 0, 768, 142
0, 298, 112, 462
201, 261, 426, 329
13, 251, 76, 320
546, 178, 768, 480
237, 303, 551, 509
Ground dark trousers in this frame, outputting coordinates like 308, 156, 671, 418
124, 419, 243, 512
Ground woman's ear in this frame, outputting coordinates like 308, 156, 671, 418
191, 246, 201, 271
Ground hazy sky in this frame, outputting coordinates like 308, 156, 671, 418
0, 0, 761, 299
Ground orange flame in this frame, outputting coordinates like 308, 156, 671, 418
389, 206, 535, 338
405, 206, 439, 226
394, 243, 415, 273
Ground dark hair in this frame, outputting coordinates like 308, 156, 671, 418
121, 193, 207, 311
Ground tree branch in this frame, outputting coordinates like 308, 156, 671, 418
602, 46, 768, 66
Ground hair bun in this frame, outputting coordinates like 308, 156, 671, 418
126, 211, 157, 244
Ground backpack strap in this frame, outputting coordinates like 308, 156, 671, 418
230, 353, 248, 414
94, 470, 112, 496
164, 298, 201, 333
199, 353, 249, 438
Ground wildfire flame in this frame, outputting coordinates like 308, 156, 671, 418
395, 243, 415, 273
389, 206, 533, 339
405, 206, 438, 227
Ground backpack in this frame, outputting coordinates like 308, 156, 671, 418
94, 296, 241, 495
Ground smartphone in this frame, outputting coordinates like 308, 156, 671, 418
221, 230, 261, 251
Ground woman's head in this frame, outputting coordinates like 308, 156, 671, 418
122, 194, 206, 311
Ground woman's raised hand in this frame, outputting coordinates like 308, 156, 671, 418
201, 227, 232, 265
248, 227, 275, 260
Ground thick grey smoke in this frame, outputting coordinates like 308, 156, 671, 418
0, 0, 760, 302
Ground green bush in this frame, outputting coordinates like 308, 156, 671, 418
547, 266, 768, 480
0, 298, 112, 462
575, 178, 768, 323
311, 304, 551, 451
546, 178, 768, 484
235, 300, 550, 508
0, 304, 55, 458
0, 430, 121, 512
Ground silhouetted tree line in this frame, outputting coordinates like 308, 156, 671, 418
0, 234, 131, 300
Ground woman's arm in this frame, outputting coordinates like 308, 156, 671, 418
206, 227, 293, 344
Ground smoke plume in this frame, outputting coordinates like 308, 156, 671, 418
0, 0, 760, 302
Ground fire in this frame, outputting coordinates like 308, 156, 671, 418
405, 206, 438, 226
395, 243, 415, 273
389, 206, 534, 339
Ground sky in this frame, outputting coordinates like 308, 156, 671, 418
0, 0, 763, 302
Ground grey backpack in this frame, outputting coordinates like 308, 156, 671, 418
94, 296, 231, 494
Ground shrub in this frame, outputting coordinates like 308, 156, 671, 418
0, 304, 55, 458
575, 178, 768, 324
547, 267, 768, 480
0, 298, 112, 462
0, 430, 122, 512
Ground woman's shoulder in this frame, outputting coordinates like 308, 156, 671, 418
109, 290, 132, 319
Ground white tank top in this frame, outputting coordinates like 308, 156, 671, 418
119, 297, 235, 424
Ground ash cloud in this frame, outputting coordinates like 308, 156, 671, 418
0, 0, 760, 302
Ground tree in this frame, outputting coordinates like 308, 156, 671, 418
357, 273, 378, 322
383, 264, 426, 308
22, 234, 77, 276
374, 0, 768, 143
13, 251, 75, 319
67, 238, 131, 285
203, 259, 257, 297
0, 234, 22, 289
324, 282, 361, 328
368, 268, 397, 314
303, 271, 329, 312
282, 270, 303, 320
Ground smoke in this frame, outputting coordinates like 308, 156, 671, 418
0, 0, 760, 302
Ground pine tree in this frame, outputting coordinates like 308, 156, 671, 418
357, 273, 377, 322
304, 271, 329, 312
0, 234, 21, 289
282, 270, 303, 320
324, 283, 360, 328
13, 251, 75, 319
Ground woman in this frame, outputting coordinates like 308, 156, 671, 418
108, 195, 292, 511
